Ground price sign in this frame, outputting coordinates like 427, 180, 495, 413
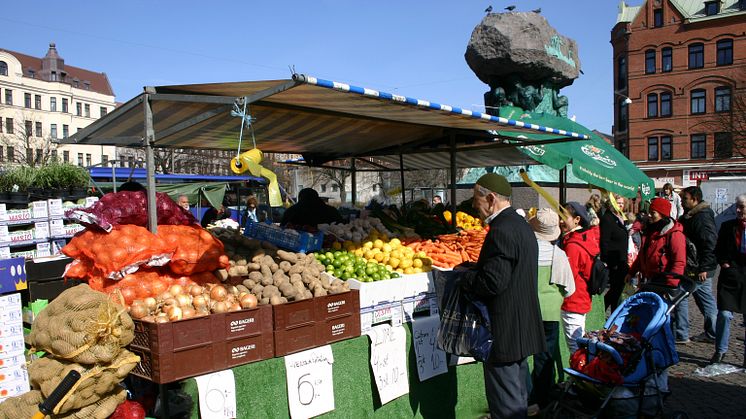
194, 370, 236, 419
284, 345, 335, 419
367, 324, 409, 404
412, 315, 448, 381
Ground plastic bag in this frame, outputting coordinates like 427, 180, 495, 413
66, 191, 196, 232
157, 225, 229, 275
436, 271, 492, 361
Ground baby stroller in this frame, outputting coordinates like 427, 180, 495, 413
547, 274, 696, 419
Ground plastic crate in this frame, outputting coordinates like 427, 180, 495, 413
243, 221, 323, 253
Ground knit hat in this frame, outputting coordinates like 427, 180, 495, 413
565, 201, 590, 224
476, 173, 512, 197
529, 208, 561, 241
649, 197, 672, 218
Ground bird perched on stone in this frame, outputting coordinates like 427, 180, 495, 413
485, 5, 493, 13
532, 8, 541, 13
505, 5, 516, 11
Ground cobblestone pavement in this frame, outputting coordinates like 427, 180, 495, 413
664, 275, 745, 418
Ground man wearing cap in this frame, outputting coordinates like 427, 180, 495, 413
460, 173, 545, 418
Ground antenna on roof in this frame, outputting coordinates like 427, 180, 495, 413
288, 64, 297, 77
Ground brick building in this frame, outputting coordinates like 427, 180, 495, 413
612, 0, 746, 188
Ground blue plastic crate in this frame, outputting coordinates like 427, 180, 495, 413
243, 221, 323, 253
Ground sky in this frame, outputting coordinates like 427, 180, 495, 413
3, 1, 623, 132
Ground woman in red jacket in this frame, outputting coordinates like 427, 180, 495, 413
559, 202, 601, 353
627, 198, 686, 287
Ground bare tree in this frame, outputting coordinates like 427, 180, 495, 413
0, 111, 57, 167
700, 86, 746, 158
313, 167, 352, 203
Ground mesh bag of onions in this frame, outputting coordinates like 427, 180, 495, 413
65, 191, 196, 232
27, 349, 139, 414
62, 225, 175, 280
157, 225, 229, 276
0, 387, 126, 419
27, 284, 135, 365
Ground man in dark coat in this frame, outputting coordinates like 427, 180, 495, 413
712, 194, 746, 366
600, 195, 630, 312
281, 188, 343, 229
678, 186, 718, 343
460, 173, 546, 418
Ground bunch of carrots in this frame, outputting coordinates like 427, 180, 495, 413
405, 229, 487, 269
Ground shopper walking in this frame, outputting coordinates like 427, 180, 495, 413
661, 183, 684, 220
677, 186, 718, 343
558, 202, 599, 354
600, 194, 630, 312
460, 173, 545, 419
712, 194, 746, 366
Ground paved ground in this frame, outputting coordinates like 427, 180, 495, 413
663, 275, 745, 418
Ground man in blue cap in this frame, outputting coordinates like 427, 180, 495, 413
460, 173, 546, 418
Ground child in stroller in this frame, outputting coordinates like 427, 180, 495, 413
547, 274, 696, 419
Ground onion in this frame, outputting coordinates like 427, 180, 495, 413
210, 285, 228, 302
189, 285, 203, 296
227, 285, 239, 296
212, 301, 229, 313
168, 306, 183, 321
130, 304, 149, 319
239, 293, 258, 309
141, 315, 155, 323
175, 293, 192, 307
181, 307, 196, 319
169, 284, 184, 295
158, 292, 173, 302
163, 298, 178, 311
144, 297, 157, 312
229, 302, 242, 312
155, 314, 169, 323
195, 308, 210, 317
193, 295, 208, 309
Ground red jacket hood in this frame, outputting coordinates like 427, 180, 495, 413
563, 226, 601, 255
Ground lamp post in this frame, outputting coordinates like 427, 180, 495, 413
615, 93, 632, 105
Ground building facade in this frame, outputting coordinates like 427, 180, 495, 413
612, 0, 746, 188
0, 43, 116, 168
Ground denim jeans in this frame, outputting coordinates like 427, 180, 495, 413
673, 272, 718, 340
715, 310, 746, 358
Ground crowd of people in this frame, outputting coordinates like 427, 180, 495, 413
461, 175, 746, 418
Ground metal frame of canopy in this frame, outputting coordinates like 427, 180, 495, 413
63, 73, 590, 232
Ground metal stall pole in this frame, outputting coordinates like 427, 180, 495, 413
143, 91, 158, 235
559, 166, 567, 205
112, 165, 117, 193
449, 135, 457, 227
399, 154, 406, 208
350, 158, 357, 206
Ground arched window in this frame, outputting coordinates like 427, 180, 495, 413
645, 50, 656, 74
660, 92, 672, 117
0, 61, 7, 76
662, 47, 673, 72
647, 93, 659, 117
717, 39, 733, 66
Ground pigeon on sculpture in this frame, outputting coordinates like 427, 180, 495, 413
532, 8, 541, 13
485, 5, 493, 13
505, 5, 516, 11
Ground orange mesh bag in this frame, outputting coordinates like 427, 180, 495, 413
157, 225, 229, 275
63, 258, 98, 280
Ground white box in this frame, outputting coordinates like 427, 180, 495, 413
51, 239, 67, 255
4, 209, 31, 223
47, 199, 64, 217
0, 226, 8, 244
49, 219, 65, 237
64, 223, 84, 236
0, 353, 25, 370
35, 242, 51, 258
0, 294, 22, 309
34, 222, 49, 240
0, 205, 6, 222
347, 277, 407, 308
0, 248, 9, 261
29, 201, 48, 219
85, 197, 99, 208
0, 367, 30, 401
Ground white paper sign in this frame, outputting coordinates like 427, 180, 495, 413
284, 345, 335, 419
194, 370, 236, 419
367, 324, 409, 405
412, 315, 448, 381
448, 355, 476, 366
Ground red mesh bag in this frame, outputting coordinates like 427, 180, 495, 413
62, 225, 175, 280
63, 258, 97, 280
157, 225, 229, 275
66, 191, 196, 232
89, 268, 219, 305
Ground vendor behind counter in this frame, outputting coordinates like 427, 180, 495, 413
281, 188, 343, 229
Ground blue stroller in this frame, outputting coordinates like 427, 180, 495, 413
547, 275, 695, 419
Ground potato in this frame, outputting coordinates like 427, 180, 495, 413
277, 250, 299, 264
260, 298, 270, 305
320, 275, 331, 290
270, 295, 283, 305
304, 290, 313, 299
251, 284, 264, 295
236, 285, 250, 294
279, 283, 297, 298
247, 263, 261, 271
227, 267, 240, 277
290, 273, 302, 283
279, 261, 292, 273
313, 286, 327, 297
236, 258, 248, 266
248, 271, 263, 283
236, 266, 249, 276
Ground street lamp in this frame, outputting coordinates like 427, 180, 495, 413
615, 93, 632, 105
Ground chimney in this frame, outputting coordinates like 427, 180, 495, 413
40, 42, 65, 82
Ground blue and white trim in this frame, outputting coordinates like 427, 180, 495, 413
296, 74, 589, 140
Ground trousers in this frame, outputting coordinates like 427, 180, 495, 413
483, 358, 528, 419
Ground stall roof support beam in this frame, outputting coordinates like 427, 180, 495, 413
450, 135, 457, 227
155, 105, 231, 143
144, 94, 158, 234
351, 158, 357, 205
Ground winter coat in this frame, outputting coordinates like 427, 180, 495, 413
714, 219, 746, 313
629, 219, 686, 286
560, 226, 600, 314
600, 210, 629, 268
679, 201, 718, 272
664, 192, 685, 220
461, 207, 546, 362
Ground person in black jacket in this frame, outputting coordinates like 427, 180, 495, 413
460, 173, 546, 418
712, 194, 746, 366
678, 186, 718, 343
600, 194, 630, 312
281, 188, 343, 229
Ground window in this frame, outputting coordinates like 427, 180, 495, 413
72, 79, 79, 88
28, 69, 35, 78
715, 133, 733, 158
691, 89, 706, 114
34, 95, 41, 110
35, 149, 43, 164
321, 184, 327, 192
715, 86, 731, 112
617, 56, 627, 90
689, 43, 704, 69
0, 147, 3, 162
102, 155, 108, 167
119, 156, 125, 168
645, 50, 656, 74
24, 93, 31, 108
0, 61, 7, 76
705, 1, 719, 15
84, 104, 90, 118
0, 118, 2, 133
50, 71, 57, 81
128, 156, 134, 168
62, 125, 69, 139
691, 134, 706, 158
648, 137, 659, 161
647, 93, 659, 117
78, 153, 84, 166
83, 81, 90, 90
63, 150, 69, 163
50, 97, 57, 111
62, 98, 68, 113
51, 150, 57, 161
5, 118, 13, 134
662, 47, 672, 72
4, 89, 11, 105
660, 92, 672, 117
717, 39, 733, 66
741, 0, 746, 10
660, 136, 672, 160
75, 102, 81, 116
26, 149, 32, 163
618, 100, 629, 132
100, 107, 108, 117
50, 124, 58, 139
7, 147, 14, 161
35, 122, 42, 137
86, 154, 92, 166
24, 120, 32, 136
654, 8, 663, 27
332, 184, 339, 192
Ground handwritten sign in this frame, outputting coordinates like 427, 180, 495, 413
284, 345, 335, 419
194, 370, 236, 419
412, 315, 448, 381
367, 324, 409, 404
448, 355, 476, 366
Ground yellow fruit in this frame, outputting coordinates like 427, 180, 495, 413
389, 257, 400, 269
363, 241, 374, 249
332, 242, 342, 250
364, 250, 375, 260
374, 253, 385, 262
382, 243, 392, 253
404, 267, 415, 275
396, 268, 404, 274
391, 250, 402, 259
400, 259, 413, 269
373, 239, 384, 249
354, 249, 365, 257
413, 259, 423, 268
413, 267, 423, 273
382, 255, 390, 264
390, 238, 401, 247
416, 251, 427, 258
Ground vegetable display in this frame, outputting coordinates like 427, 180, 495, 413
442, 210, 483, 231
319, 217, 396, 243
337, 236, 432, 275
406, 230, 487, 269
315, 250, 400, 282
